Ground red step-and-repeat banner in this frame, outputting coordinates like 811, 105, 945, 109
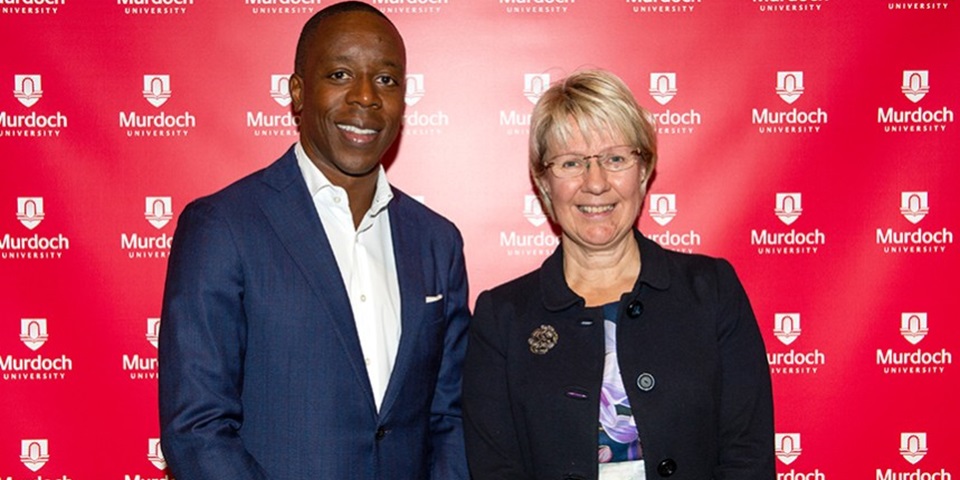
1, 0, 957, 478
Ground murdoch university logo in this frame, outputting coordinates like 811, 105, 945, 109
143, 75, 171, 108
147, 317, 161, 348
753, 71, 826, 134
120, 196, 174, 259
776, 71, 804, 104
774, 313, 801, 346
523, 194, 547, 227
648, 194, 677, 226
878, 312, 952, 374
3, 197, 70, 259
14, 74, 42, 108
752, 191, 826, 254
246, 74, 298, 137
21, 438, 50, 472
270, 74, 291, 107
900, 432, 927, 465
900, 191, 928, 224
500, 73, 547, 135
647, 72, 701, 135
148, 437, 167, 470
645, 193, 701, 253
649, 73, 677, 106
775, 193, 802, 225
122, 317, 160, 380
499, 195, 558, 258
879, 70, 954, 133
20, 318, 48, 351
405, 74, 425, 106
403, 73, 448, 135
145, 196, 173, 229
17, 196, 44, 230
122, 74, 196, 137
3, 74, 68, 137
877, 191, 952, 254
524, 74, 550, 105
775, 433, 801, 465
902, 70, 929, 104
767, 310, 825, 374
900, 312, 928, 345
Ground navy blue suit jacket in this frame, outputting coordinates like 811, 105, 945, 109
158, 146, 470, 479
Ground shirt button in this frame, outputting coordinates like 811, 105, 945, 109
333, 197, 341, 204
360, 294, 367, 302
364, 357, 371, 365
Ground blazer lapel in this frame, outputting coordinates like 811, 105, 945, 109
379, 192, 425, 417
257, 148, 376, 411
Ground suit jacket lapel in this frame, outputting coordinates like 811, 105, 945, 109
379, 192, 425, 417
257, 147, 377, 411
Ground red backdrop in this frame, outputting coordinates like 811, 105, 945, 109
1, 1, 957, 478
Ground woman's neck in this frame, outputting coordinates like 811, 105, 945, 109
562, 236, 641, 307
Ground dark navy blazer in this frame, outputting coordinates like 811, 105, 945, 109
159, 146, 469, 479
463, 232, 774, 480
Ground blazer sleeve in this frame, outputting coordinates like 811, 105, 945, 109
158, 200, 268, 480
462, 291, 532, 480
714, 259, 776, 479
428, 228, 471, 480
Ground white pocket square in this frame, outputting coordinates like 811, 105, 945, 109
425, 294, 444, 303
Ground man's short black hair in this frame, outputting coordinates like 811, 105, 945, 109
294, 1, 392, 76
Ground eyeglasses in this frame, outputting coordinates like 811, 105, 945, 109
542, 145, 645, 179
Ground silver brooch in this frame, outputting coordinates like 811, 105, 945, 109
528, 324, 558, 355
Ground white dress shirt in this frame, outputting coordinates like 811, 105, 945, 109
296, 142, 401, 411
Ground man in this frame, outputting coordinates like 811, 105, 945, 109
158, 3, 469, 478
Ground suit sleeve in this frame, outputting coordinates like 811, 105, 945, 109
714, 259, 776, 479
158, 200, 268, 480
462, 292, 531, 479
428, 229, 470, 480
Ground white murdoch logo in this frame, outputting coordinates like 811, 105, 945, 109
523, 194, 547, 227
900, 312, 928, 345
17, 197, 45, 230
776, 71, 804, 105
14, 74, 43, 108
649, 72, 677, 106
774, 313, 801, 346
775, 193, 802, 225
20, 439, 49, 472
270, 74, 291, 107
143, 75, 172, 108
900, 432, 927, 465
147, 317, 161, 348
145, 196, 173, 229
900, 191, 928, 224
405, 74, 425, 106
901, 70, 929, 104
648, 194, 677, 226
524, 74, 550, 105
20, 318, 49, 351
775, 433, 802, 465
148, 438, 167, 470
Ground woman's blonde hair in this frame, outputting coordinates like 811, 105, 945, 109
529, 69, 658, 218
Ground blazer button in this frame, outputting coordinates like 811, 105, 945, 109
627, 300, 644, 318
636, 372, 656, 392
375, 427, 387, 440
657, 458, 677, 477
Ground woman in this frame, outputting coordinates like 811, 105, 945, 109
462, 69, 774, 480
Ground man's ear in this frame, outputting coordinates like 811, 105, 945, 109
289, 74, 303, 113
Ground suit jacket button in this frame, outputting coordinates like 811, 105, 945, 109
657, 458, 677, 477
636, 372, 656, 392
375, 427, 387, 440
